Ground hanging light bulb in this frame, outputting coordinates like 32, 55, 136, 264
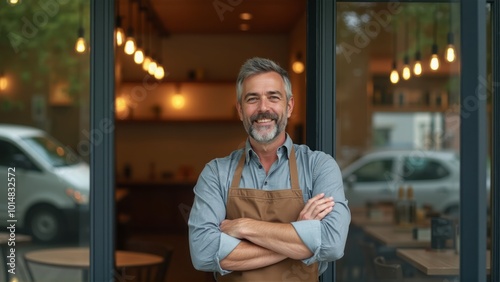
148, 59, 157, 75
402, 57, 411, 80
154, 65, 165, 80
142, 55, 151, 71
430, 44, 440, 70
0, 71, 7, 91
390, 62, 399, 84
134, 48, 144, 64
75, 27, 86, 53
124, 0, 136, 55
413, 51, 422, 76
115, 0, 125, 46
7, 0, 21, 5
75, 2, 86, 53
446, 33, 456, 62
430, 10, 440, 71
292, 52, 305, 74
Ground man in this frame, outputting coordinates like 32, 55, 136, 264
188, 57, 350, 281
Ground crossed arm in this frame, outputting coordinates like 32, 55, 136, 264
219, 193, 334, 271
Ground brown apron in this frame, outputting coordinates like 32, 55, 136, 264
218, 147, 319, 282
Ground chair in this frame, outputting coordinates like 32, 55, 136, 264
120, 240, 174, 282
373, 256, 403, 282
360, 241, 377, 282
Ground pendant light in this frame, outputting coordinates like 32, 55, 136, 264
142, 16, 152, 72
430, 9, 440, 71
446, 5, 456, 62
413, 15, 422, 76
134, 0, 145, 65
154, 35, 166, 80
147, 24, 157, 76
115, 0, 125, 46
402, 15, 411, 80
75, 1, 86, 53
390, 22, 399, 84
124, 0, 136, 55
0, 71, 7, 91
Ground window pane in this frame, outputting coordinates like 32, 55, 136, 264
335, 2, 468, 282
0, 1, 90, 281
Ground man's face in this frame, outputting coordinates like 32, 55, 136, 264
237, 72, 294, 144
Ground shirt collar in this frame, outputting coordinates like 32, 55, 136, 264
244, 134, 293, 164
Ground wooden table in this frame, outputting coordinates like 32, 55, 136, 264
0, 232, 31, 282
24, 247, 163, 281
397, 248, 491, 276
363, 226, 430, 248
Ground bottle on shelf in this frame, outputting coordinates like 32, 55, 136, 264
394, 186, 407, 225
406, 185, 417, 224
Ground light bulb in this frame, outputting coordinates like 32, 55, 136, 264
292, 61, 304, 74
75, 37, 86, 53
446, 44, 456, 62
402, 65, 411, 80
124, 37, 136, 55
390, 69, 399, 84
0, 76, 7, 91
134, 49, 144, 64
413, 61, 422, 76
430, 54, 439, 70
154, 65, 165, 80
7, 0, 20, 5
148, 61, 157, 75
115, 27, 125, 46
142, 56, 151, 71
172, 94, 185, 109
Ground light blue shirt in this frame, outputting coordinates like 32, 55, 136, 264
188, 134, 351, 276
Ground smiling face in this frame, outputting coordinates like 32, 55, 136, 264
237, 72, 294, 144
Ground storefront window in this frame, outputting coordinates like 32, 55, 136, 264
0, 1, 90, 281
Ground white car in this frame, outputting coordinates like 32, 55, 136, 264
0, 124, 89, 243
342, 150, 461, 215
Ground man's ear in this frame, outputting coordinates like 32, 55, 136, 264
287, 97, 294, 118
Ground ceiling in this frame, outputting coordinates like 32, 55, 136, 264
119, 0, 307, 35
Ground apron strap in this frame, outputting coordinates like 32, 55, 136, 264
230, 146, 300, 190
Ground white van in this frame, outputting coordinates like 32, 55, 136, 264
0, 124, 89, 243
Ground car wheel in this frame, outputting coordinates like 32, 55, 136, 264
27, 206, 64, 243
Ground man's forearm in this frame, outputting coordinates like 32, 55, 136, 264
221, 218, 313, 260
220, 240, 287, 271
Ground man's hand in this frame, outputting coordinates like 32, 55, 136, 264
220, 218, 253, 239
297, 193, 334, 221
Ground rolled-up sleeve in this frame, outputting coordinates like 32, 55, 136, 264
188, 161, 240, 275
292, 153, 351, 266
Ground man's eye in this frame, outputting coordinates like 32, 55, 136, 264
246, 97, 257, 102
269, 96, 280, 101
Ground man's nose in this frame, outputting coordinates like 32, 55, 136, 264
258, 98, 270, 111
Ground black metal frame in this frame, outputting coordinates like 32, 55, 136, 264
90, 0, 115, 281
306, 0, 495, 281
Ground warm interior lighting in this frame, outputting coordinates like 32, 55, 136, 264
413, 61, 422, 76
134, 48, 144, 64
292, 52, 305, 74
115, 96, 129, 119
446, 44, 455, 62
148, 60, 157, 75
7, 0, 20, 5
154, 65, 165, 80
172, 94, 185, 109
430, 45, 440, 71
390, 62, 399, 84
75, 27, 86, 53
0, 73, 7, 91
390, 69, 399, 84
402, 64, 411, 80
124, 36, 136, 55
142, 56, 151, 71
239, 13, 253, 20
115, 27, 125, 46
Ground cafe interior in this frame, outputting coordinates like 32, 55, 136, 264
0, 0, 495, 281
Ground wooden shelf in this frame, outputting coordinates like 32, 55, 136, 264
371, 106, 447, 113
115, 118, 241, 124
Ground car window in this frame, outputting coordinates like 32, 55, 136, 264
0, 139, 38, 170
353, 159, 394, 182
22, 136, 80, 167
402, 157, 450, 181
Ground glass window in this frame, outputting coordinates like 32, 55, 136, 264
353, 159, 394, 182
402, 157, 450, 180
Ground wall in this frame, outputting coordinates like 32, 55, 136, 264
116, 33, 297, 180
